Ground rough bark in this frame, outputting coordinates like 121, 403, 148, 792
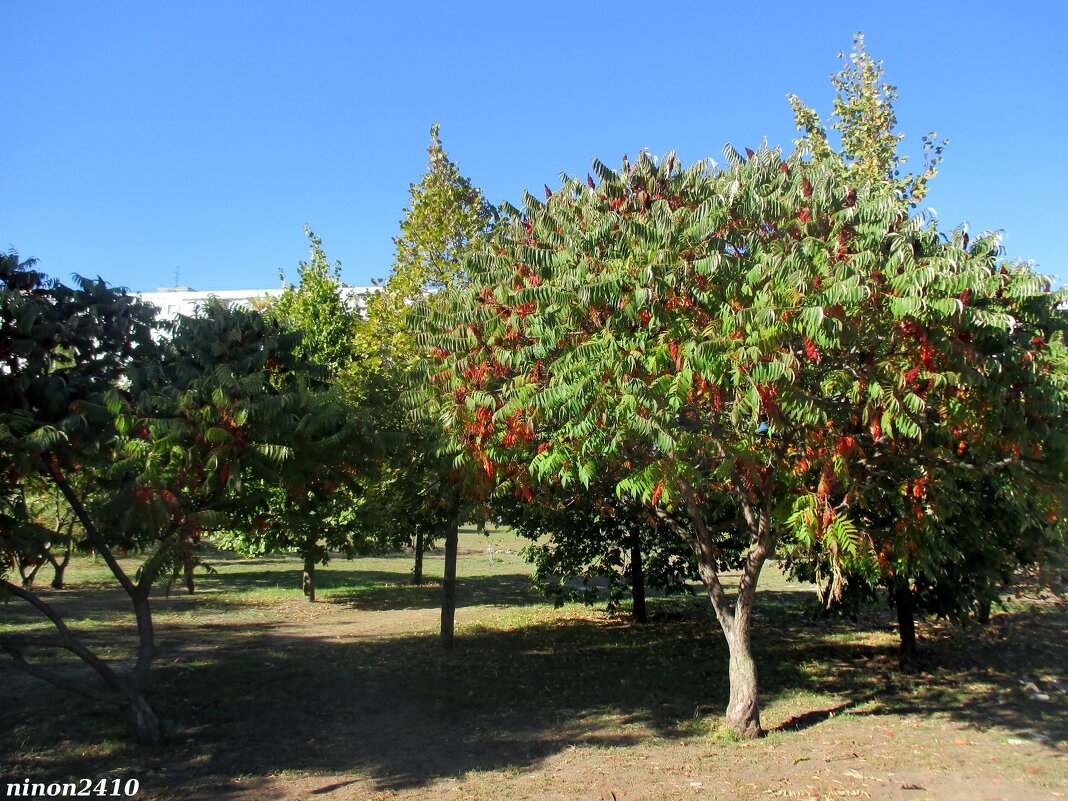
725, 624, 762, 738
413, 528, 425, 585
439, 493, 461, 651
629, 529, 647, 624
894, 583, 918, 671
302, 553, 316, 602
973, 597, 991, 625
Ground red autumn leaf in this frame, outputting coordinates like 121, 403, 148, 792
803, 337, 820, 362
920, 344, 936, 370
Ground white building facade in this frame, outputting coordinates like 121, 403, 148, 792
137, 286, 379, 321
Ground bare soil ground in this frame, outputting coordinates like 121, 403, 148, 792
2, 533, 1065, 801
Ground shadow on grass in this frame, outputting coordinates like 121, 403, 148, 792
0, 569, 541, 637
323, 570, 541, 611
2, 589, 1065, 796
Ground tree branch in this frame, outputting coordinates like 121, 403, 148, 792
49, 467, 138, 598
1, 642, 121, 707
679, 483, 736, 635
1, 579, 130, 696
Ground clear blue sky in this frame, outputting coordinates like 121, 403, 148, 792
3, 1, 1065, 292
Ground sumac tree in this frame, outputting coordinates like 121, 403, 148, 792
779, 36, 1068, 667
414, 135, 1066, 737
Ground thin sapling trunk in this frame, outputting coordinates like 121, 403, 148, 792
48, 522, 74, 589
182, 543, 196, 595
894, 583, 918, 672
303, 553, 316, 602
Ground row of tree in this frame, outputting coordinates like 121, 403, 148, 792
0, 119, 498, 745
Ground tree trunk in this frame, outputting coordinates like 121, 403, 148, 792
894, 583, 918, 671
973, 597, 991, 625
49, 533, 72, 589
440, 494, 461, 651
630, 530, 647, 624
20, 559, 44, 588
0, 579, 162, 747
413, 528, 425, 585
725, 624, 762, 738
678, 484, 771, 739
302, 554, 316, 603
49, 472, 163, 745
125, 689, 163, 747
129, 589, 156, 686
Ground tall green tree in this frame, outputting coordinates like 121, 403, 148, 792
363, 123, 496, 648
273, 226, 366, 380
240, 229, 386, 601
368, 123, 498, 344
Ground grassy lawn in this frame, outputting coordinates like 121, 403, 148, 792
2, 529, 1065, 800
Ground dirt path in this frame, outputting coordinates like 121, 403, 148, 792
211, 714, 1065, 801
150, 594, 1066, 801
